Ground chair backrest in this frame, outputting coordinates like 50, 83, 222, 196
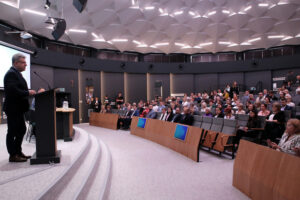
199, 111, 205, 116
221, 119, 237, 134
210, 117, 224, 132
237, 114, 249, 127
257, 116, 266, 128
200, 116, 213, 130
193, 115, 203, 127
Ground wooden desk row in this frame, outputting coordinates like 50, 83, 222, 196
233, 140, 300, 200
130, 117, 202, 162
89, 112, 119, 130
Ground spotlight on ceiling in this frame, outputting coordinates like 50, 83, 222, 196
120, 62, 126, 70
5, 31, 32, 39
52, 19, 66, 40
44, 0, 51, 9
79, 58, 85, 66
73, 0, 88, 13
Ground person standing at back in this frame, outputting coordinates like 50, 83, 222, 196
3, 53, 36, 162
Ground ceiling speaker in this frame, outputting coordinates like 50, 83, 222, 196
79, 58, 85, 65
52, 19, 66, 40
73, 0, 88, 13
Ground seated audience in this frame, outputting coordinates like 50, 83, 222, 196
224, 108, 235, 120
179, 107, 194, 126
200, 102, 207, 112
258, 103, 270, 117
214, 107, 224, 118
280, 98, 292, 111
294, 87, 300, 106
100, 105, 106, 113
235, 110, 260, 147
166, 107, 174, 122
159, 107, 168, 120
204, 108, 213, 117
116, 92, 124, 106
265, 102, 286, 142
285, 94, 295, 108
236, 104, 246, 114
172, 107, 182, 123
146, 105, 157, 119
256, 92, 264, 103
268, 119, 300, 156
246, 103, 256, 114
106, 105, 112, 113
140, 105, 149, 117
92, 97, 101, 112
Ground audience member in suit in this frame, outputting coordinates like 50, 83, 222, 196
172, 107, 182, 123
235, 110, 260, 148
179, 107, 194, 126
159, 107, 168, 121
3, 53, 36, 162
280, 98, 292, 111
118, 105, 133, 129
92, 97, 101, 112
267, 91, 278, 102
265, 102, 286, 143
214, 107, 224, 118
146, 104, 157, 119
166, 107, 174, 122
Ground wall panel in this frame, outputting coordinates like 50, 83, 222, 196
101, 72, 124, 102
125, 73, 147, 103
148, 74, 170, 100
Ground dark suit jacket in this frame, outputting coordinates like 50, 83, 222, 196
172, 113, 182, 123
146, 110, 157, 119
166, 112, 174, 122
3, 67, 29, 113
179, 114, 194, 126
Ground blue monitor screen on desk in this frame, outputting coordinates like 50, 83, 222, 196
174, 124, 188, 141
137, 118, 146, 128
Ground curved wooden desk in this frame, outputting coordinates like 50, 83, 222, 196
130, 117, 202, 162
233, 140, 300, 200
89, 112, 119, 130
56, 108, 75, 141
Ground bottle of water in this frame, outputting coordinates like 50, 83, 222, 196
63, 101, 69, 109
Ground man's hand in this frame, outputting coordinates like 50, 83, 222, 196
29, 90, 36, 96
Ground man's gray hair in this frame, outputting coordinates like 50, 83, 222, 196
12, 53, 25, 64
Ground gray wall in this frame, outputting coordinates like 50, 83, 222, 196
148, 74, 170, 100
219, 72, 244, 89
80, 70, 101, 123
101, 72, 124, 102
30, 64, 54, 90
245, 71, 272, 91
54, 68, 79, 124
125, 73, 147, 103
171, 74, 194, 94
194, 73, 218, 92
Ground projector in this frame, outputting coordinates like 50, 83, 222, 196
20, 31, 32, 39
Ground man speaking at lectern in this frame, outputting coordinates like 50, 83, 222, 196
3, 53, 36, 162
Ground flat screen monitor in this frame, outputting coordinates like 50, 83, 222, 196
0, 44, 31, 88
137, 118, 146, 128
174, 124, 188, 141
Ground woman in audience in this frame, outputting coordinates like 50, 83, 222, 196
166, 107, 174, 122
258, 103, 270, 117
204, 108, 213, 117
200, 102, 207, 112
224, 108, 235, 120
268, 119, 300, 156
265, 102, 286, 142
236, 104, 246, 114
246, 103, 256, 114
264, 97, 272, 111
214, 107, 224, 118
286, 94, 295, 107
100, 105, 106, 113
230, 81, 239, 98
235, 110, 260, 147
140, 104, 149, 117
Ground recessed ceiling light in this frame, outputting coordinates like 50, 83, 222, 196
91, 32, 98, 38
155, 42, 169, 46
296, 33, 300, 38
174, 11, 183, 15
208, 11, 216, 16
144, 6, 155, 10
248, 37, 261, 43
268, 35, 285, 39
150, 45, 157, 48
1, 1, 18, 8
133, 40, 141, 45
46, 26, 54, 30
182, 45, 191, 49
193, 46, 202, 49
112, 39, 128, 42
137, 44, 148, 47
130, 6, 139, 9
278, 2, 289, 5
222, 10, 230, 14
69, 29, 87, 33
175, 43, 185, 47
241, 42, 251, 45
219, 41, 231, 45
24, 9, 47, 16
244, 6, 252, 11
200, 42, 213, 46
282, 36, 293, 41
159, 8, 164, 13
258, 3, 269, 7
93, 39, 106, 42
189, 11, 195, 16
228, 43, 238, 47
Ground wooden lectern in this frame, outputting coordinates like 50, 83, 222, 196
30, 89, 61, 165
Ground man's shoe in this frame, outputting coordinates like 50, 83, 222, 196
19, 152, 31, 159
9, 155, 27, 162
